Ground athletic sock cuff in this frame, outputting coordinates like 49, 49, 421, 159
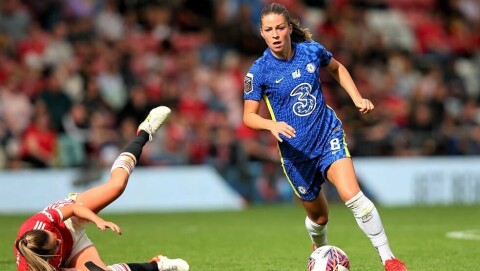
345, 191, 364, 207
111, 152, 137, 175
305, 216, 326, 229
108, 263, 131, 271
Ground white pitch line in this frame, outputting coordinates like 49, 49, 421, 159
446, 230, 480, 241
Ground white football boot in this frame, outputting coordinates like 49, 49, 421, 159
150, 255, 190, 271
137, 106, 171, 141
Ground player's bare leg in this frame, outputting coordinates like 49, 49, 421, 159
301, 157, 367, 250
67, 106, 190, 271
70, 246, 190, 271
325, 158, 361, 202
70, 246, 107, 271
74, 106, 171, 213
75, 249, 190, 271
300, 191, 329, 248
327, 158, 407, 270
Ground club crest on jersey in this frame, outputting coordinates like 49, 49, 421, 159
244, 73, 253, 94
307, 63, 315, 73
292, 69, 301, 79
298, 186, 307, 194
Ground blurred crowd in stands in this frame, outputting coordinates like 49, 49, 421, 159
0, 0, 479, 203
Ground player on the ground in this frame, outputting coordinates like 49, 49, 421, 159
242, 3, 407, 271
14, 106, 190, 271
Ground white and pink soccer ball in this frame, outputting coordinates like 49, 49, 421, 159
308, 245, 350, 271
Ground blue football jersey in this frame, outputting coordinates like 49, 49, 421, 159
244, 41, 343, 162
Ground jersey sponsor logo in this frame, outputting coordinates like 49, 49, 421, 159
307, 63, 315, 73
275, 77, 285, 84
41, 210, 54, 223
244, 73, 253, 94
290, 83, 316, 116
292, 69, 301, 79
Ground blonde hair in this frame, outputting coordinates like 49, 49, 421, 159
260, 2, 313, 42
15, 230, 57, 271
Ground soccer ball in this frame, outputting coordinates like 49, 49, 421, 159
307, 245, 350, 271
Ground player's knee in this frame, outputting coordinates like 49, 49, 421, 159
108, 178, 127, 196
316, 215, 328, 225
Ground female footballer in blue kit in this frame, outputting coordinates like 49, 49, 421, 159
243, 3, 407, 271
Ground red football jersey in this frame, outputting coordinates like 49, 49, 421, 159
14, 204, 74, 270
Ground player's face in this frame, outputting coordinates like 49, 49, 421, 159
260, 13, 292, 59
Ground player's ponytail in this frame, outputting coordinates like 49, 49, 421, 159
260, 3, 313, 42
15, 230, 57, 271
290, 17, 313, 43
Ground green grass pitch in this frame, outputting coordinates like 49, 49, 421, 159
1, 204, 479, 270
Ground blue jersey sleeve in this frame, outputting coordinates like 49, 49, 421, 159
316, 42, 333, 67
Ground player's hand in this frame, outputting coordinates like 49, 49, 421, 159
269, 121, 296, 142
96, 221, 122, 235
355, 98, 374, 114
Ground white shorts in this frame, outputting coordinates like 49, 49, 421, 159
44, 193, 94, 266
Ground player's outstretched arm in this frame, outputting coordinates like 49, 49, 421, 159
325, 58, 374, 114
58, 204, 122, 234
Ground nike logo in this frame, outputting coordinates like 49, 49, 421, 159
275, 77, 284, 84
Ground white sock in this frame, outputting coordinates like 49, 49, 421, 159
345, 191, 394, 264
111, 152, 137, 175
305, 216, 328, 247
108, 264, 131, 271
